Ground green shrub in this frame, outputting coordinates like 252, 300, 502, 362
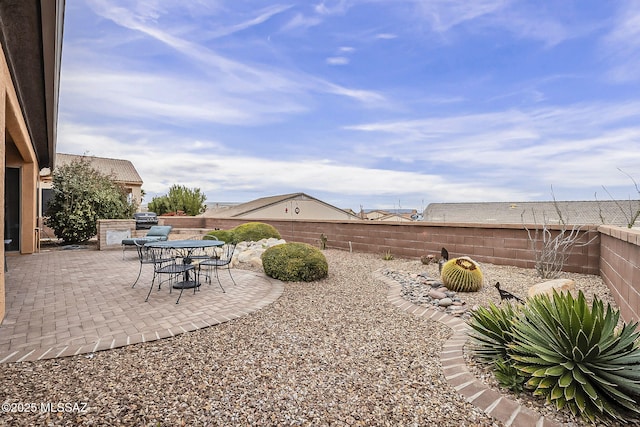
204, 230, 234, 243
440, 256, 484, 292
232, 222, 281, 243
468, 301, 520, 363
261, 242, 328, 282
204, 222, 281, 244
45, 157, 135, 243
509, 290, 640, 424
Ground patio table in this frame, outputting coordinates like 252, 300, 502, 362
145, 239, 224, 290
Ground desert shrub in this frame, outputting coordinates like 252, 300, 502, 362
232, 222, 281, 242
440, 256, 484, 292
204, 230, 235, 243
261, 242, 328, 282
509, 290, 640, 424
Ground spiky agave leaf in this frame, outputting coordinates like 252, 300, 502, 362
509, 290, 640, 423
468, 301, 520, 363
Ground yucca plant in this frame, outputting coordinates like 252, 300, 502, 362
468, 301, 520, 363
508, 290, 640, 423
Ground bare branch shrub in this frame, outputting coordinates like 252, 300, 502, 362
522, 194, 597, 279
598, 168, 640, 228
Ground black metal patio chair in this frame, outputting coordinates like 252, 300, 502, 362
146, 246, 196, 304
197, 242, 236, 293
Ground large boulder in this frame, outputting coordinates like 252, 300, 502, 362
528, 278, 575, 298
235, 238, 286, 268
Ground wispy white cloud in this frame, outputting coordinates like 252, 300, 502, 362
345, 102, 640, 193
281, 12, 323, 31
414, 0, 509, 33
601, 1, 640, 83
326, 56, 350, 65
59, 1, 640, 207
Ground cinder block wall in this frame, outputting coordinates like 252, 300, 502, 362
599, 226, 640, 324
160, 217, 600, 275
133, 217, 640, 324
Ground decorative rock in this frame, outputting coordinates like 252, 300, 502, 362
234, 238, 287, 268
438, 298, 453, 307
528, 278, 575, 298
428, 290, 447, 300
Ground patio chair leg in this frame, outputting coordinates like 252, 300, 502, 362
176, 285, 185, 304
145, 276, 156, 302
131, 263, 143, 288
214, 267, 226, 293
226, 267, 236, 286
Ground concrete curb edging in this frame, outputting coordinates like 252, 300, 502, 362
375, 269, 561, 427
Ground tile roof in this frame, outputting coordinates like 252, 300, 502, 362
424, 200, 640, 227
56, 153, 143, 184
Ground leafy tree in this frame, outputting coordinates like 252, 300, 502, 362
148, 185, 206, 216
45, 157, 136, 243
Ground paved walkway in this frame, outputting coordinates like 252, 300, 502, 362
0, 247, 283, 363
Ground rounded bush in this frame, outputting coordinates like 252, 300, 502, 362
205, 222, 281, 244
204, 230, 234, 243
261, 242, 328, 282
441, 256, 484, 292
232, 222, 281, 243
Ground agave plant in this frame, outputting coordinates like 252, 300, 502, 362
494, 358, 527, 394
508, 290, 640, 423
468, 301, 520, 363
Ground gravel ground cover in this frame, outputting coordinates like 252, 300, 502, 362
391, 255, 638, 427
0, 250, 501, 427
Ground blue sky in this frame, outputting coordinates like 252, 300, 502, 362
58, 0, 640, 211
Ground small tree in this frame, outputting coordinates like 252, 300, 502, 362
148, 185, 206, 216
45, 157, 136, 243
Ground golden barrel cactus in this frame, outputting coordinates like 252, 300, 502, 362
441, 256, 484, 292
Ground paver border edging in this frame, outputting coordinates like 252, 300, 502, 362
374, 269, 561, 427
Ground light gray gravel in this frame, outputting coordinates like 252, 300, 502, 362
0, 250, 502, 427
391, 255, 632, 427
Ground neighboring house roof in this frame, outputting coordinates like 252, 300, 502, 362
201, 192, 361, 220
55, 153, 143, 185
424, 200, 640, 227
376, 213, 414, 222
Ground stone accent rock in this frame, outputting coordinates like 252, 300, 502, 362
528, 278, 575, 298
389, 271, 470, 318
234, 238, 287, 268
428, 290, 447, 300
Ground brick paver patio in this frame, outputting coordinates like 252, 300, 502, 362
0, 246, 283, 363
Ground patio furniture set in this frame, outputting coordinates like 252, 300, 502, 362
122, 226, 236, 304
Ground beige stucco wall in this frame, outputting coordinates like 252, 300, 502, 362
241, 199, 358, 221
1, 42, 42, 320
